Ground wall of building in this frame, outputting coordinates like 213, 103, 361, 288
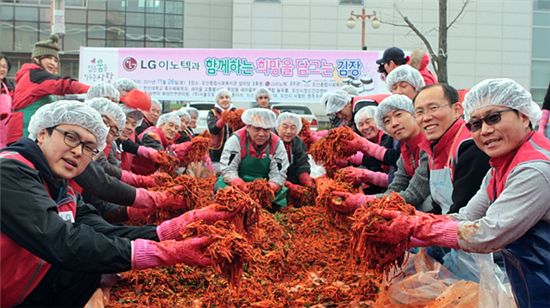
228, 0, 534, 92
183, 0, 233, 48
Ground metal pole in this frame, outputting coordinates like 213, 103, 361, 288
361, 7, 366, 50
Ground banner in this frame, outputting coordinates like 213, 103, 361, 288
79, 47, 389, 103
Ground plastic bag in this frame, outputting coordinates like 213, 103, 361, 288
309, 154, 326, 178
443, 249, 481, 282
475, 253, 516, 308
382, 249, 459, 306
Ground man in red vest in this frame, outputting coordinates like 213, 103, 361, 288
360, 78, 550, 307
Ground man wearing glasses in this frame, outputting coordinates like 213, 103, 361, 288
0, 101, 231, 307
414, 83, 491, 280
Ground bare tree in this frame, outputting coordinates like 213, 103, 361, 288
382, 0, 470, 83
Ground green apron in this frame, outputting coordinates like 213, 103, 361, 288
22, 95, 56, 137
215, 139, 287, 210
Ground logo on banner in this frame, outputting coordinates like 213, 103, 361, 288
123, 57, 138, 72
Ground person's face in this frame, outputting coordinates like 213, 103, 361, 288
217, 94, 231, 109
160, 122, 179, 140
277, 119, 298, 143
246, 125, 271, 147
102, 115, 120, 144
468, 105, 530, 158
180, 117, 189, 130
0, 58, 8, 80
256, 94, 270, 108
391, 81, 417, 100
145, 104, 161, 124
37, 124, 98, 179
119, 116, 138, 141
383, 110, 420, 142
356, 117, 379, 140
384, 61, 399, 74
335, 103, 353, 122
414, 86, 463, 141
39, 56, 59, 75
190, 116, 197, 129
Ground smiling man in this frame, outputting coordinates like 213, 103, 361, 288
414, 83, 490, 215
218, 108, 290, 211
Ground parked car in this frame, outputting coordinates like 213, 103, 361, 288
270, 103, 318, 131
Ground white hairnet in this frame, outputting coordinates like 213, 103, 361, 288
151, 98, 162, 112
215, 88, 232, 101
86, 82, 120, 102
375, 94, 415, 131
176, 108, 191, 121
85, 97, 126, 131
120, 105, 143, 126
255, 87, 272, 100
242, 108, 277, 129
463, 78, 541, 125
386, 64, 425, 92
156, 112, 181, 128
28, 100, 108, 151
325, 90, 352, 115
341, 85, 359, 97
320, 91, 333, 105
182, 107, 199, 118
113, 78, 138, 93
276, 112, 303, 133
354, 105, 377, 125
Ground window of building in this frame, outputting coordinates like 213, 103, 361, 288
531, 1, 550, 104
340, 0, 362, 4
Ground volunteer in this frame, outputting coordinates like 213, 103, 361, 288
218, 108, 289, 210
366, 78, 549, 307
0, 101, 230, 307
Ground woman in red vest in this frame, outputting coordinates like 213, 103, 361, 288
363, 79, 550, 307
207, 88, 237, 169
132, 112, 181, 175
8, 34, 89, 144
0, 101, 229, 307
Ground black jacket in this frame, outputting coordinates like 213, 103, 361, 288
285, 136, 310, 184
0, 139, 158, 275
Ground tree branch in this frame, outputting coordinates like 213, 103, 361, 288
395, 6, 437, 61
447, 0, 470, 30
379, 20, 409, 28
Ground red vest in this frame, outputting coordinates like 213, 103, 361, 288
401, 131, 428, 177
132, 126, 169, 175
487, 132, 550, 200
209, 108, 235, 151
0, 151, 78, 307
234, 128, 280, 159
419, 118, 472, 180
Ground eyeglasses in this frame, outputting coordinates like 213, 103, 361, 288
415, 103, 451, 118
258, 96, 269, 99
465, 109, 517, 132
54, 127, 100, 158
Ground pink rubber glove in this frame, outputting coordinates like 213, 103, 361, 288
345, 133, 387, 161
330, 191, 376, 214
268, 182, 280, 193
121, 170, 167, 188
132, 188, 185, 210
311, 129, 329, 142
171, 141, 192, 161
231, 177, 248, 192
340, 166, 369, 185
216, 118, 225, 128
127, 206, 155, 220
538, 109, 549, 134
132, 238, 214, 269
137, 146, 161, 163
203, 153, 215, 172
285, 181, 303, 200
156, 204, 234, 241
370, 210, 459, 248
348, 151, 364, 166
298, 172, 314, 187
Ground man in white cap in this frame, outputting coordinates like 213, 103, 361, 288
360, 79, 550, 307
0, 101, 230, 307
385, 64, 425, 100
218, 108, 290, 210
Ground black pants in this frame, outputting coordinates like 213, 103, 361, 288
16, 267, 101, 307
